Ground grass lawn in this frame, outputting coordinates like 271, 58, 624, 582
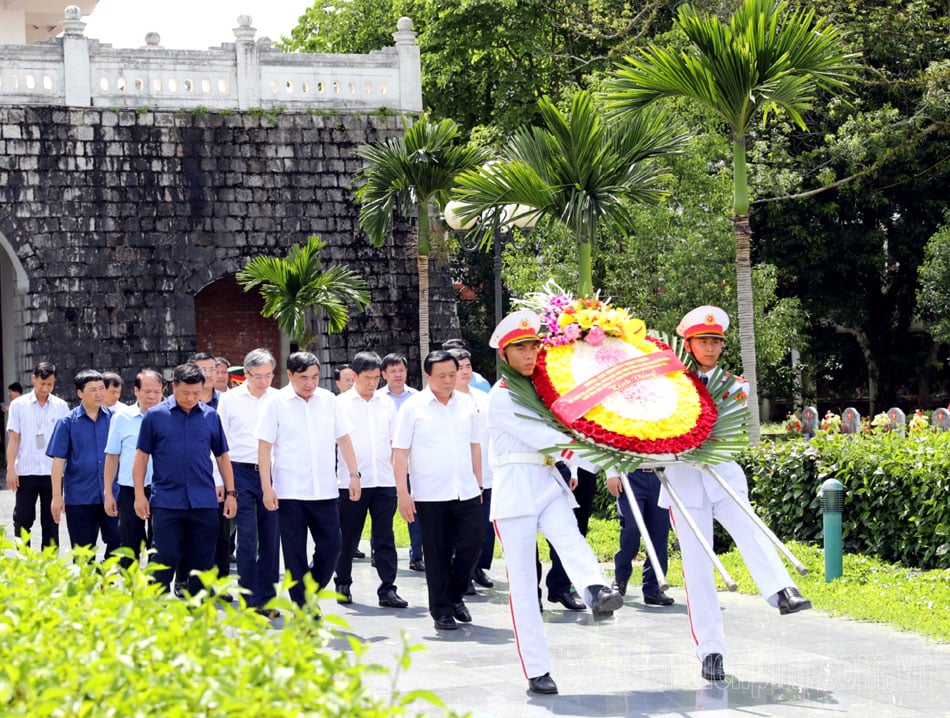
382, 515, 950, 642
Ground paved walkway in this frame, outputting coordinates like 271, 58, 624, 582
1, 486, 946, 717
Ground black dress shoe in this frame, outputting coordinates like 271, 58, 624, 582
588, 584, 624, 620
353, 548, 366, 559
434, 615, 457, 630
644, 590, 675, 606
528, 673, 558, 694
452, 601, 472, 623
776, 586, 812, 615
255, 607, 282, 619
702, 653, 725, 681
335, 584, 353, 605
612, 579, 628, 596
378, 589, 409, 608
409, 559, 426, 572
547, 591, 585, 611
473, 568, 494, 588
465, 581, 477, 596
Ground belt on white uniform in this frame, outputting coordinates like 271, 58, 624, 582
494, 452, 557, 467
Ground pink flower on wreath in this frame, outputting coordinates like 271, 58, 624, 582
562, 323, 582, 342
585, 325, 606, 346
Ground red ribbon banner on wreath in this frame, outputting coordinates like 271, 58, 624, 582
550, 350, 686, 425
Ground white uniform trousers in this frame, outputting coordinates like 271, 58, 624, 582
671, 488, 795, 660
494, 492, 607, 680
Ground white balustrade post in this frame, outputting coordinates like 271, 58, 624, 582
233, 15, 260, 110
392, 17, 422, 114
61, 6, 91, 107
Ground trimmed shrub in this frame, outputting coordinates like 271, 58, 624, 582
741, 432, 950, 570
0, 539, 452, 716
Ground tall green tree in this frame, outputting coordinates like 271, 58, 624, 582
453, 90, 687, 296
917, 213, 950, 346
606, 0, 858, 440
752, 1, 950, 412
236, 236, 370, 351
354, 115, 490, 362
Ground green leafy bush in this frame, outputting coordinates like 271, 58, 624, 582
0, 539, 454, 717
741, 432, 950, 570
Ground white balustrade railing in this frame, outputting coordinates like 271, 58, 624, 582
0, 7, 422, 113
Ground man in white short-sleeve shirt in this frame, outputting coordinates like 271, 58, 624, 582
333, 351, 407, 610
256, 351, 360, 609
217, 348, 281, 615
5, 361, 69, 548
392, 349, 483, 631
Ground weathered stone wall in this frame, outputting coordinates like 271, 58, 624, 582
0, 105, 458, 391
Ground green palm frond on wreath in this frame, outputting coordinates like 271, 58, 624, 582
499, 339, 750, 474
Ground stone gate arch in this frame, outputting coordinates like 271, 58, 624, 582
0, 224, 32, 390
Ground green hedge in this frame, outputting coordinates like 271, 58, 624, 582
0, 540, 452, 717
740, 432, 950, 570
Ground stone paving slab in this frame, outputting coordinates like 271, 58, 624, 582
1, 486, 946, 717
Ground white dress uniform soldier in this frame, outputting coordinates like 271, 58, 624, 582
487, 310, 624, 696
661, 305, 811, 682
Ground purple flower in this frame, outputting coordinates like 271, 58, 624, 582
563, 323, 582, 342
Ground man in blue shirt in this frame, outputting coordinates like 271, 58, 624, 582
103, 369, 164, 567
133, 362, 237, 596
47, 369, 119, 555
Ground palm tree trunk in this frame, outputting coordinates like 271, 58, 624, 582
731, 134, 760, 443
578, 235, 593, 296
417, 252, 430, 371
416, 202, 431, 373
734, 214, 761, 444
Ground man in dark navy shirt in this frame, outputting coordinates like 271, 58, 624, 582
47, 369, 119, 556
133, 363, 237, 596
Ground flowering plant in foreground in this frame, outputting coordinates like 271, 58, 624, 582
909, 409, 930, 432
507, 282, 750, 471
785, 412, 803, 434
821, 410, 842, 434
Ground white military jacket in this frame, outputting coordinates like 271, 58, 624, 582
487, 381, 598, 520
659, 370, 751, 508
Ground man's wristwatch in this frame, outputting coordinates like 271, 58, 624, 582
225, 490, 238, 498
350, 471, 361, 479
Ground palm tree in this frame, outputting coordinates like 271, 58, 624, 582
606, 0, 858, 441
236, 235, 370, 351
452, 89, 688, 297
354, 115, 491, 363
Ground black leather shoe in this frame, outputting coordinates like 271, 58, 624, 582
434, 615, 457, 630
409, 559, 426, 572
547, 591, 585, 611
588, 584, 624, 620
702, 653, 725, 681
612, 579, 628, 596
777, 586, 812, 615
452, 601, 472, 623
335, 584, 353, 605
644, 590, 675, 606
255, 607, 281, 619
378, 589, 408, 609
465, 581, 477, 596
353, 548, 366, 559
528, 673, 558, 695
473, 568, 494, 588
